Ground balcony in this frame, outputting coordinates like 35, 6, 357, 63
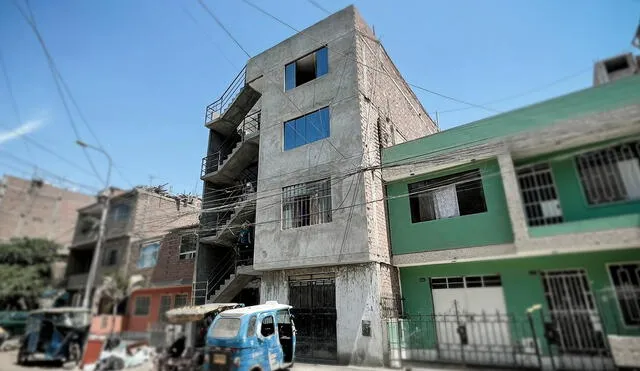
199, 190, 256, 246
71, 219, 130, 247
201, 111, 260, 185
205, 66, 261, 135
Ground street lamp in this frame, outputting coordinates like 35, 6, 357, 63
76, 140, 113, 310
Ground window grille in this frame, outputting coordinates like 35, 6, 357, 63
516, 163, 563, 226
282, 178, 332, 229
576, 140, 640, 205
608, 263, 640, 326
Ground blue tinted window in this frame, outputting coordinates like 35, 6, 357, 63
285, 62, 296, 91
316, 47, 328, 77
283, 107, 330, 150
284, 46, 328, 91
284, 121, 297, 150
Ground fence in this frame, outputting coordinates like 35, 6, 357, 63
387, 308, 615, 370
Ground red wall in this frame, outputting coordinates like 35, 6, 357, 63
126, 286, 191, 332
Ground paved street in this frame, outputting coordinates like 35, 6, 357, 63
0, 350, 472, 371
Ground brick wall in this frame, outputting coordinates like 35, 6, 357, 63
150, 228, 196, 284
352, 10, 438, 266
0, 175, 94, 252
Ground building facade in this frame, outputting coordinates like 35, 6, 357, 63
64, 187, 200, 308
383, 64, 640, 370
195, 5, 437, 365
0, 175, 95, 281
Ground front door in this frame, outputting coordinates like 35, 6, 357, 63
288, 274, 337, 362
541, 270, 607, 355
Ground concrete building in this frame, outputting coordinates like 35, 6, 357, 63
382, 57, 640, 370
0, 175, 95, 280
195, 5, 437, 365
64, 186, 200, 309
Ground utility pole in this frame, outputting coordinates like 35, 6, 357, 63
76, 140, 113, 310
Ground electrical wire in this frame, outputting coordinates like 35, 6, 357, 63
197, 0, 252, 59
305, 0, 331, 15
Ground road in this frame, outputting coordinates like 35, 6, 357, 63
0, 350, 466, 371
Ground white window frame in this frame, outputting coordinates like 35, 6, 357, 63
179, 234, 197, 260
606, 261, 640, 328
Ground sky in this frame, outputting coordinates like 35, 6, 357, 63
0, 0, 638, 196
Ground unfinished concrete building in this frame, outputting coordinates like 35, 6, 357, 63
194, 5, 437, 365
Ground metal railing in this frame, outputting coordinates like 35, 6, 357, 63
200, 111, 261, 178
205, 66, 247, 124
387, 307, 615, 370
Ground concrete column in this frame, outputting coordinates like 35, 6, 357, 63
497, 152, 530, 246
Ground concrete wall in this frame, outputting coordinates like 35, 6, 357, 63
252, 6, 375, 270
0, 175, 94, 252
260, 262, 389, 366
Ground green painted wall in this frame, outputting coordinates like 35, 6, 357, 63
399, 248, 640, 347
386, 160, 513, 254
383, 74, 640, 166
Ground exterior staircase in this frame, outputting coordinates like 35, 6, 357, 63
199, 191, 256, 246
205, 66, 262, 136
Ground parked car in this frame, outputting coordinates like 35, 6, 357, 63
0, 311, 29, 337
204, 301, 296, 371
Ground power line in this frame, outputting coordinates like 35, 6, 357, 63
197, 0, 252, 58
437, 67, 592, 114
0, 150, 100, 192
12, 0, 105, 186
305, 0, 331, 15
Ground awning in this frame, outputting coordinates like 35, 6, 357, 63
164, 303, 241, 324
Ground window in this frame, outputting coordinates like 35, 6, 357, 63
282, 178, 332, 229
284, 107, 330, 150
430, 275, 502, 289
608, 263, 640, 326
102, 249, 118, 266
260, 316, 275, 337
576, 140, 640, 205
174, 294, 188, 308
246, 315, 257, 337
137, 242, 160, 269
211, 317, 241, 338
159, 296, 172, 320
179, 234, 197, 260
133, 296, 150, 316
408, 169, 487, 223
110, 204, 130, 222
517, 163, 563, 226
285, 46, 328, 90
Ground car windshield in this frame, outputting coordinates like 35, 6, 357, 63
211, 317, 241, 338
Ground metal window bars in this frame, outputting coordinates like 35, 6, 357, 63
282, 178, 332, 230
516, 163, 564, 227
205, 66, 247, 124
575, 140, 640, 205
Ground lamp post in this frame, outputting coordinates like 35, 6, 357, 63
76, 140, 112, 310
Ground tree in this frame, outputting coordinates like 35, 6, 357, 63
97, 273, 144, 339
0, 238, 59, 310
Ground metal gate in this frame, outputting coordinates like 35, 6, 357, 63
541, 270, 615, 370
288, 275, 337, 362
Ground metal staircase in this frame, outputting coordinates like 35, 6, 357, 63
191, 248, 259, 305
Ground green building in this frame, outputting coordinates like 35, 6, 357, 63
382, 66, 640, 370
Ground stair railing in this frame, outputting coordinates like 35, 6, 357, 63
205, 66, 247, 123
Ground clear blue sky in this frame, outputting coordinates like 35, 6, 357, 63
0, 0, 638, 196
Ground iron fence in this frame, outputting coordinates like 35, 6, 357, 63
387, 308, 615, 370
205, 66, 246, 124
